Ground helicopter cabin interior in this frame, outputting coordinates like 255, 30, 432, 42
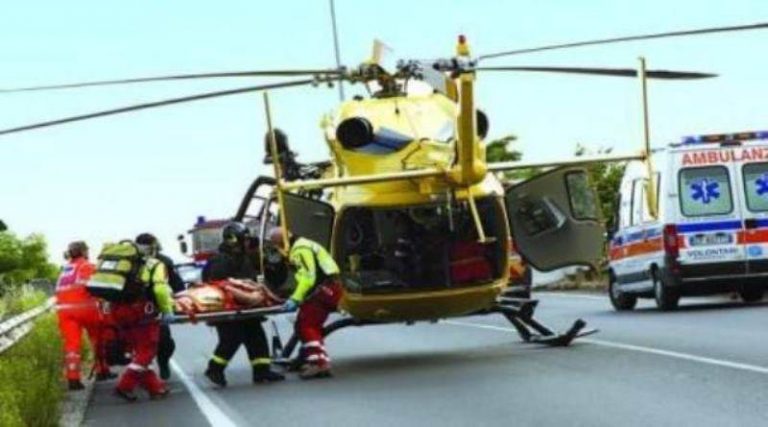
280, 192, 508, 294
336, 197, 507, 293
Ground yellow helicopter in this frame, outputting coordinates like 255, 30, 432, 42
2, 22, 767, 353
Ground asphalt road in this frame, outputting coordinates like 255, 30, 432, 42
85, 293, 768, 427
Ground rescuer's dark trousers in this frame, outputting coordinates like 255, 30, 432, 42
157, 325, 175, 366
213, 318, 270, 365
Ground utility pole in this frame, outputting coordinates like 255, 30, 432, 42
329, 0, 345, 101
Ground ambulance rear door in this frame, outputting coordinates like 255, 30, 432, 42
674, 145, 746, 271
735, 140, 768, 274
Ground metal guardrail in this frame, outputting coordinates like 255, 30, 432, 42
0, 297, 55, 354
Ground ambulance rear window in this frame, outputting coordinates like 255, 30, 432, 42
679, 166, 733, 217
743, 162, 768, 212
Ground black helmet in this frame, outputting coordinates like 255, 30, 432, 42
263, 128, 293, 164
222, 222, 249, 248
135, 232, 161, 255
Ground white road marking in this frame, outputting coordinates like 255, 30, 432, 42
170, 359, 238, 427
536, 292, 606, 301
447, 320, 768, 375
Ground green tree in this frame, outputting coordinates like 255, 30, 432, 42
485, 135, 521, 163
574, 144, 626, 225
0, 227, 58, 291
485, 134, 542, 181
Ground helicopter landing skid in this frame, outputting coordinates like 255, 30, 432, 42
272, 298, 596, 368
490, 297, 598, 346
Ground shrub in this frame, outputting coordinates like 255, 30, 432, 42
0, 286, 48, 321
0, 313, 63, 426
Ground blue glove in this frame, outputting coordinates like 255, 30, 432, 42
160, 312, 176, 325
282, 299, 298, 312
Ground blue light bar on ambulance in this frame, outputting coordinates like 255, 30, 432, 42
682, 131, 768, 144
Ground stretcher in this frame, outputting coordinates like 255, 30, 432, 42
170, 279, 289, 324
171, 305, 286, 324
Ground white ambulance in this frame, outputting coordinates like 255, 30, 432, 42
608, 131, 768, 310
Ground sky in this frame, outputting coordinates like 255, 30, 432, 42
1, 0, 768, 263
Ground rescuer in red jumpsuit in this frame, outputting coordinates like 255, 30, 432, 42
269, 228, 342, 379
56, 241, 114, 391
112, 237, 175, 402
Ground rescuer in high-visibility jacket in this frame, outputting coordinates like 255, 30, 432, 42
135, 233, 185, 381
56, 241, 115, 391
112, 239, 175, 402
270, 228, 342, 379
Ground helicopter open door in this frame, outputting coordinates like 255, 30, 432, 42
283, 193, 335, 248
504, 167, 604, 271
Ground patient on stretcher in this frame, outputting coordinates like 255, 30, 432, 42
174, 278, 283, 316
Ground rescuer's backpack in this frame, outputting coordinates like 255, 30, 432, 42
86, 241, 145, 302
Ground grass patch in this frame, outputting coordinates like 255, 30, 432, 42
0, 314, 63, 427
0, 285, 48, 319
0, 289, 63, 427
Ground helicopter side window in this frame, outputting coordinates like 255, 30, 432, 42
565, 171, 599, 221
243, 197, 266, 231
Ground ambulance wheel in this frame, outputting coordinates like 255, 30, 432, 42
653, 272, 679, 311
738, 287, 764, 303
609, 275, 636, 311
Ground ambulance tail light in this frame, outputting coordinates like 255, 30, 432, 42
663, 224, 679, 259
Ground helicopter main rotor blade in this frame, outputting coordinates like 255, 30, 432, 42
478, 21, 768, 61
0, 69, 342, 94
0, 79, 317, 137
476, 66, 716, 79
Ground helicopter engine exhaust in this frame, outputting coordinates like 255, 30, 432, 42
336, 117, 374, 149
